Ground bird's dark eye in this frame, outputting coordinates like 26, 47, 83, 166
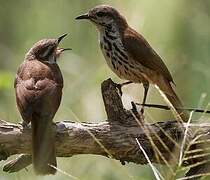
96, 12, 106, 17
40, 46, 54, 59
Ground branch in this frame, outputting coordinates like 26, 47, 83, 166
0, 78, 210, 178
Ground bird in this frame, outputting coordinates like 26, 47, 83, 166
14, 34, 71, 175
75, 5, 189, 121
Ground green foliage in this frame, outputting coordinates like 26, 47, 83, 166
0, 71, 13, 90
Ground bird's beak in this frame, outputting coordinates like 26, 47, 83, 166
75, 13, 90, 20
56, 48, 72, 57
56, 34, 71, 56
57, 33, 68, 44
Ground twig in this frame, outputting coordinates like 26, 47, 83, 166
136, 103, 210, 114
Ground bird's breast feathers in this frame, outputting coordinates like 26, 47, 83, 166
15, 60, 63, 90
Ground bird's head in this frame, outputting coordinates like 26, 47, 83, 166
26, 34, 71, 63
76, 5, 127, 32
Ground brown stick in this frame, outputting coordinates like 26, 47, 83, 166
136, 103, 210, 114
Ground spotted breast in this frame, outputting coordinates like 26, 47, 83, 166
99, 28, 146, 83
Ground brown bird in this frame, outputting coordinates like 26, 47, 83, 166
76, 5, 188, 121
14, 34, 71, 175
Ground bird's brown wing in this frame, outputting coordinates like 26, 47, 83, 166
14, 61, 63, 122
122, 27, 174, 83
15, 65, 36, 123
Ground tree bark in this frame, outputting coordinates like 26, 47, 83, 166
1, 78, 210, 178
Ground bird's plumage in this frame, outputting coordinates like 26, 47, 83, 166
122, 27, 174, 84
15, 60, 63, 175
76, 5, 189, 121
15, 35, 68, 174
15, 60, 63, 124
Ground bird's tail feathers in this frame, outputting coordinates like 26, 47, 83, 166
31, 114, 57, 175
156, 79, 189, 122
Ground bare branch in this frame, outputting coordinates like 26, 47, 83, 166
0, 78, 210, 178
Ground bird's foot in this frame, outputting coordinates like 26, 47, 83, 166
113, 81, 133, 96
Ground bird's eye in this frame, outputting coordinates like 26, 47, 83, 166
40, 46, 54, 58
96, 12, 106, 17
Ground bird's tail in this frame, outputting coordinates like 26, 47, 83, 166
31, 114, 57, 175
156, 78, 189, 122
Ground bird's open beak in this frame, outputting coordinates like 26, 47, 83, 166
75, 13, 90, 20
57, 33, 68, 44
56, 34, 71, 56
56, 48, 72, 57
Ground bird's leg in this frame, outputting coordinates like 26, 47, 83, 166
131, 101, 144, 124
141, 83, 149, 114
114, 81, 133, 96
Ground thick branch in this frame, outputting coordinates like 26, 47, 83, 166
0, 78, 210, 177
0, 118, 185, 163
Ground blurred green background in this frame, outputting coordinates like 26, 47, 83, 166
0, 0, 210, 179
